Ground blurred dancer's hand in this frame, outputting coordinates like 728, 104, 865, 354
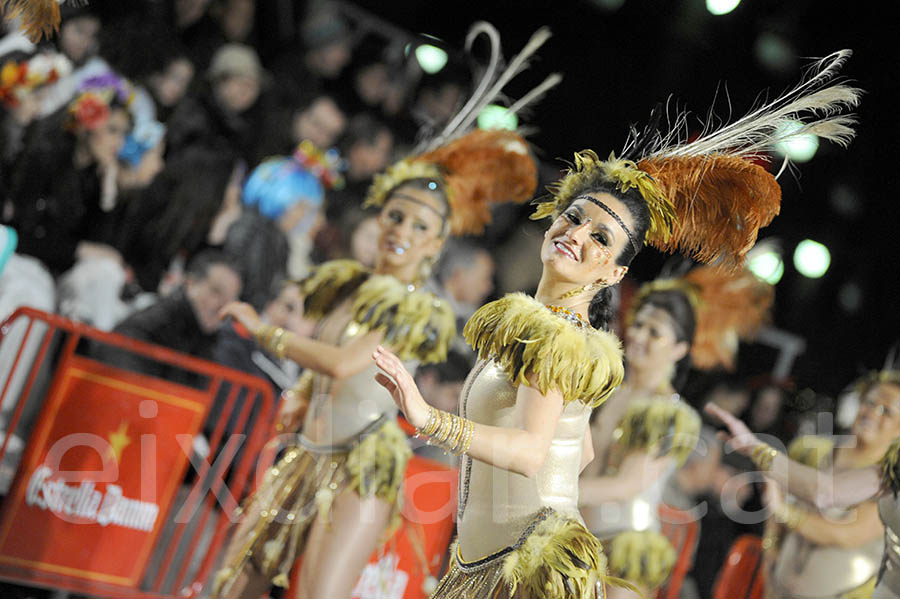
219, 301, 263, 336
704, 402, 762, 457
373, 345, 430, 429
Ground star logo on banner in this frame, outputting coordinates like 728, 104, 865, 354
106, 421, 132, 464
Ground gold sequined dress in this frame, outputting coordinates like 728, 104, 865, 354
584, 394, 700, 590
429, 293, 625, 599
212, 261, 455, 595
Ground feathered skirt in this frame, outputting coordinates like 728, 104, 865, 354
212, 416, 411, 595
603, 530, 676, 591
429, 508, 609, 599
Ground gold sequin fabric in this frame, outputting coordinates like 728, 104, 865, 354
212, 418, 411, 595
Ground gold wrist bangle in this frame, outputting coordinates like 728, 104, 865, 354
774, 504, 805, 530
752, 444, 779, 472
455, 419, 474, 455
418, 406, 439, 437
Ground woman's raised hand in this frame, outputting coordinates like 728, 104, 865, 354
219, 302, 263, 336
704, 402, 763, 457
373, 346, 431, 429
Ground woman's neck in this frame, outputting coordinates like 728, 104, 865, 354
373, 256, 417, 286
839, 437, 888, 468
626, 365, 675, 396
534, 272, 591, 320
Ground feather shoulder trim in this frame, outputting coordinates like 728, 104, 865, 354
616, 398, 701, 466
351, 276, 455, 364
463, 293, 624, 407
787, 435, 834, 470
881, 438, 900, 497
298, 260, 370, 320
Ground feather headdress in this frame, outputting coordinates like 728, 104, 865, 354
629, 266, 774, 370
365, 22, 561, 236
533, 50, 861, 267
1, 0, 84, 42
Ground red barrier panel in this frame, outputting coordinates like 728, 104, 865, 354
657, 504, 700, 599
712, 534, 765, 599
0, 307, 275, 599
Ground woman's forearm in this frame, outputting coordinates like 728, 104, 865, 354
278, 330, 383, 380
765, 452, 882, 509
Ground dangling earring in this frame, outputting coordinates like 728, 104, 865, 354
415, 255, 436, 289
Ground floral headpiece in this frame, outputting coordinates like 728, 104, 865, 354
66, 72, 134, 131
0, 53, 71, 108
292, 140, 344, 190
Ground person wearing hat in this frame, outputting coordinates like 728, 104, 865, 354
166, 42, 277, 165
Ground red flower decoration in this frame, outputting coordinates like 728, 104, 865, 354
69, 93, 109, 130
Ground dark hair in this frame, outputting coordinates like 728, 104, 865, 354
635, 288, 697, 389
186, 248, 241, 282
435, 239, 490, 285
340, 113, 392, 152
415, 350, 472, 385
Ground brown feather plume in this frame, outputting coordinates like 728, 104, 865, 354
638, 155, 782, 267
684, 266, 774, 370
2, 0, 61, 42
413, 129, 537, 235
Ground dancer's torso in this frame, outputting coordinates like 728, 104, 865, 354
455, 359, 590, 561
877, 493, 900, 597
301, 298, 416, 446
771, 504, 882, 597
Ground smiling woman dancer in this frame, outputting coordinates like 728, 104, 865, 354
210, 23, 558, 599
372, 50, 859, 598
708, 369, 900, 599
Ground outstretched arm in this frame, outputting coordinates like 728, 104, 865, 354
705, 403, 883, 509
220, 302, 384, 380
374, 346, 564, 478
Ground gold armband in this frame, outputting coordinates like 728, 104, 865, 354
255, 325, 290, 359
752, 443, 779, 472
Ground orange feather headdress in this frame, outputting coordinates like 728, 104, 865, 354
628, 266, 774, 371
533, 50, 861, 267
365, 23, 561, 236
1, 0, 80, 43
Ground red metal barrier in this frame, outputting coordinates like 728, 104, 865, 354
0, 307, 276, 598
712, 534, 766, 599
657, 504, 700, 599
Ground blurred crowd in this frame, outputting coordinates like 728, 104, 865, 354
0, 3, 881, 598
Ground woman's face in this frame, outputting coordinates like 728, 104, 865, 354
84, 108, 130, 167
540, 194, 632, 288
625, 304, 689, 376
263, 283, 305, 333
852, 383, 900, 447
377, 185, 446, 274
150, 58, 195, 108
59, 16, 101, 65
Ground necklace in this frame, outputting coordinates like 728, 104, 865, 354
545, 304, 589, 329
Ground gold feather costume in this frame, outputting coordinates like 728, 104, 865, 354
212, 261, 454, 595
764, 435, 882, 599
431, 294, 624, 599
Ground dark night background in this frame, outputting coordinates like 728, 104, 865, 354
352, 0, 900, 398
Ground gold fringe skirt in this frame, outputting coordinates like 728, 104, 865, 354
212, 416, 411, 595
604, 529, 676, 591
430, 508, 609, 599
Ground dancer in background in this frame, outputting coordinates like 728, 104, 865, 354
709, 369, 900, 599
580, 267, 771, 598
211, 22, 549, 599
373, 49, 858, 598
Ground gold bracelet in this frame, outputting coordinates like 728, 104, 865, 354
752, 444, 779, 472
774, 504, 805, 530
255, 325, 289, 358
455, 419, 474, 456
418, 406, 439, 437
